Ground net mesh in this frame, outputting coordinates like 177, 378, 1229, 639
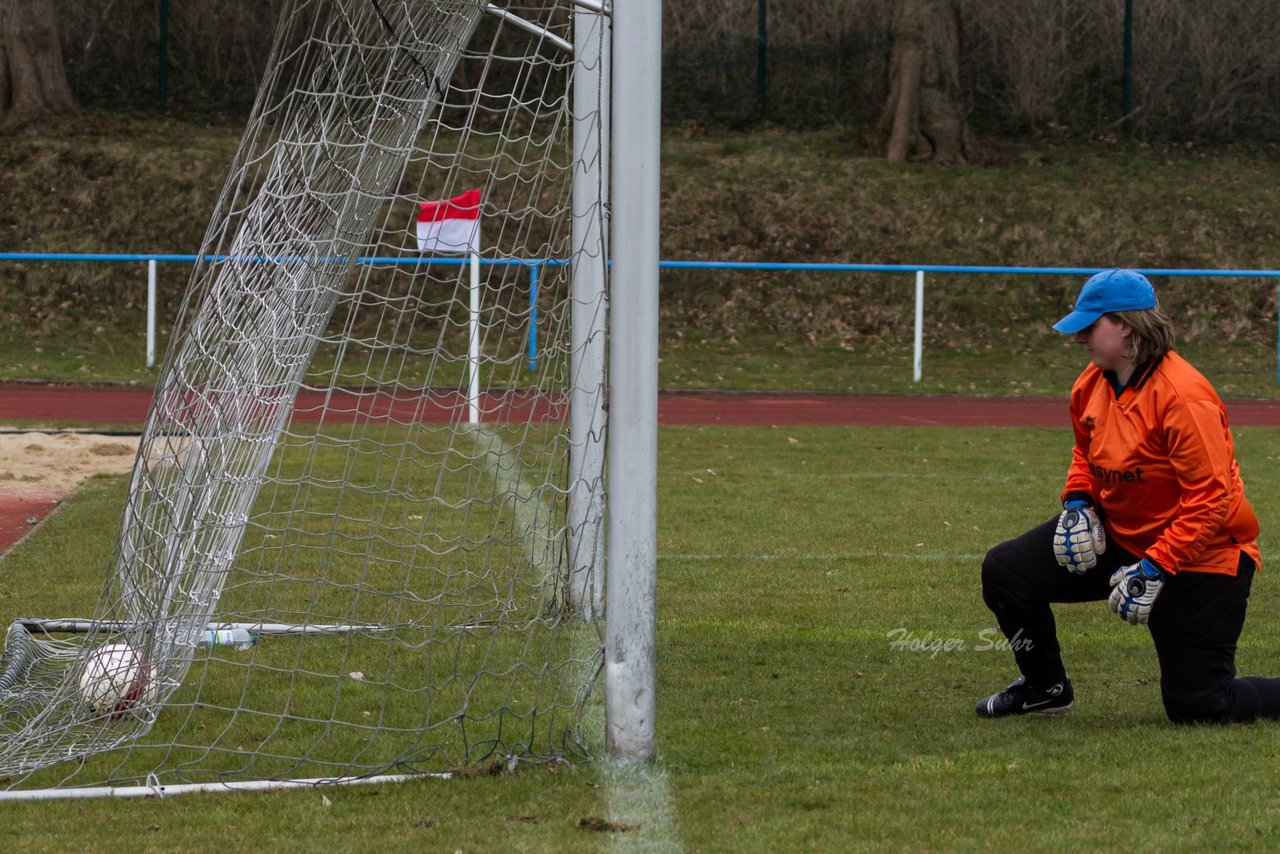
0, 0, 607, 790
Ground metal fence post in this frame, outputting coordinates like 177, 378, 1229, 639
913, 270, 924, 383
147, 259, 158, 368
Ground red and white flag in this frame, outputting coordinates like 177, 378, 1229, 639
416, 189, 482, 254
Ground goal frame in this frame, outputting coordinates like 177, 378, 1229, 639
0, 0, 660, 797
603, 0, 659, 765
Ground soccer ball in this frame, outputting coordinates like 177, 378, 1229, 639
77, 642, 157, 718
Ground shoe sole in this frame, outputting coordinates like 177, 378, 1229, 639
976, 699, 1074, 717
1036, 701, 1073, 714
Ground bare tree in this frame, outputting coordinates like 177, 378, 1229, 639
0, 0, 78, 131
880, 0, 973, 163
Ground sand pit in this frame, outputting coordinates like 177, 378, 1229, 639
0, 432, 140, 552
0, 432, 140, 493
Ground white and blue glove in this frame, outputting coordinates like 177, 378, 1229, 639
1053, 499, 1106, 575
1108, 558, 1165, 625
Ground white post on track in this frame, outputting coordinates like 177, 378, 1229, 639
147, 259, 158, 369
913, 269, 924, 383
568, 4, 609, 620
606, 0, 660, 764
468, 252, 481, 424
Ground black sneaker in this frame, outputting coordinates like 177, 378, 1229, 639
975, 675, 1074, 718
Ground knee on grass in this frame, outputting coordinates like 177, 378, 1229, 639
1163, 680, 1253, 724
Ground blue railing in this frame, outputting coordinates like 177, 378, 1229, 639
3, 252, 1279, 382
0, 252, 551, 372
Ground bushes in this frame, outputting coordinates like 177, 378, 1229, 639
51, 0, 1280, 140
667, 0, 1280, 139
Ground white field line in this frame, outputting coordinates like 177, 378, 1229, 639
600, 763, 683, 853
570, 628, 685, 854
573, 626, 607, 752
468, 426, 561, 594
469, 427, 684, 851
663, 551, 986, 562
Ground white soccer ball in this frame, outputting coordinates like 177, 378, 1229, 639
78, 642, 157, 718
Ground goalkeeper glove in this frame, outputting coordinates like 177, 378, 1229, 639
1108, 558, 1165, 625
1053, 499, 1106, 575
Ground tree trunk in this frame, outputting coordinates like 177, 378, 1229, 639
0, 0, 78, 132
880, 0, 973, 164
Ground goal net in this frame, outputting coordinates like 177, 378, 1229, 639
0, 0, 610, 793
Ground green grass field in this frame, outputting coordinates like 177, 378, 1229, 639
4, 423, 1280, 851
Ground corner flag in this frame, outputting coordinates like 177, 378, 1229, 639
416, 189, 481, 254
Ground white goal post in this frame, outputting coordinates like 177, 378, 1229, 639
0, 0, 658, 797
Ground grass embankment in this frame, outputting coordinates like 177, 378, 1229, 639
2, 118, 1279, 395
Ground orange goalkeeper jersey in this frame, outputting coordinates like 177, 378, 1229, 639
1061, 351, 1260, 576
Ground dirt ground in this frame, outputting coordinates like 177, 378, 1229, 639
0, 432, 140, 552
0, 432, 139, 492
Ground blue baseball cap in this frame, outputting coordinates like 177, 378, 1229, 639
1052, 269, 1157, 334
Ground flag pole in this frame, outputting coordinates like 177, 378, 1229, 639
468, 251, 480, 425
415, 190, 482, 425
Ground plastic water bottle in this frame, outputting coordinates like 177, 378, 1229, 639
203, 628, 258, 650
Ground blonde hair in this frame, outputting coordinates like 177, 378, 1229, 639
1110, 307, 1175, 364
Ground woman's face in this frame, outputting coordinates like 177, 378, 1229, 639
1074, 314, 1132, 373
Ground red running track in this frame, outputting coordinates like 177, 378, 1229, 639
4, 383, 1280, 428
4, 383, 1280, 553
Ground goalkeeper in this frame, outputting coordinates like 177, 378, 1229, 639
976, 269, 1280, 722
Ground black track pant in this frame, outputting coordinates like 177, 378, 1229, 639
981, 516, 1280, 723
